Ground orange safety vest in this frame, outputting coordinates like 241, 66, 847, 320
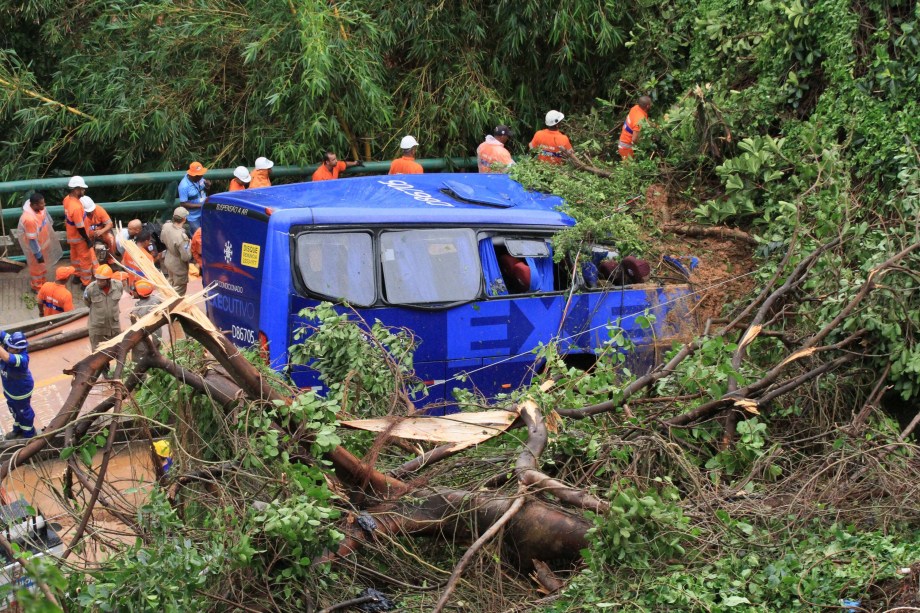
476, 137, 514, 173
191, 228, 202, 267
528, 129, 573, 164
36, 281, 74, 316
619, 105, 648, 149
63, 195, 86, 244
228, 178, 248, 191
388, 156, 424, 175
122, 248, 155, 291
249, 169, 271, 189
312, 161, 346, 181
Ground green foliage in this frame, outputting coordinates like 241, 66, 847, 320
70, 491, 218, 611
585, 479, 691, 570
290, 302, 424, 414
558, 519, 920, 612
510, 157, 648, 260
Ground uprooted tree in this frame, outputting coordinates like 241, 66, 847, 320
1, 202, 919, 611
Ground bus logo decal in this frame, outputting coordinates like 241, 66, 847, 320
378, 179, 455, 207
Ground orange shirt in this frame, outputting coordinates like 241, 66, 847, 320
619, 104, 648, 148
63, 195, 85, 243
388, 156, 424, 175
86, 205, 112, 235
191, 228, 202, 267
37, 281, 74, 316
476, 136, 514, 173
312, 160, 346, 181
228, 178, 248, 191
529, 129, 573, 164
122, 248, 155, 290
250, 169, 271, 189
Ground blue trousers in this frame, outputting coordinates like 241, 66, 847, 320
5, 395, 36, 438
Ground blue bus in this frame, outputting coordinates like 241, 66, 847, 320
201, 173, 695, 409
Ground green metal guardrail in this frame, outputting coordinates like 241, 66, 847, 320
0, 157, 478, 227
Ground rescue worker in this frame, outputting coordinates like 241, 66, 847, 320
115, 219, 143, 256
83, 264, 124, 353
190, 227, 202, 268
121, 230, 155, 292
161, 207, 192, 296
388, 136, 424, 175
229, 166, 251, 191
0, 330, 37, 440
130, 280, 163, 363
36, 266, 75, 318
618, 96, 652, 160
476, 125, 515, 173
529, 110, 573, 164
178, 161, 209, 234
115, 219, 164, 264
153, 439, 173, 474
249, 157, 273, 188
311, 151, 362, 182
18, 192, 61, 292
81, 196, 116, 263
63, 176, 94, 287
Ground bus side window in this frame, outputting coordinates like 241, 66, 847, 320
295, 232, 376, 306
482, 236, 555, 295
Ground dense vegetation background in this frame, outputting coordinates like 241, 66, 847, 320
1, 0, 920, 611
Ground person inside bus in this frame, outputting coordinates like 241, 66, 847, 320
498, 253, 532, 294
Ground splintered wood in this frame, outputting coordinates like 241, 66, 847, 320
341, 407, 521, 452
97, 229, 218, 353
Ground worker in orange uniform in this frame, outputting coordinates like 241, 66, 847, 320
36, 266, 75, 317
229, 166, 251, 191
312, 151, 362, 182
81, 196, 116, 263
477, 126, 515, 173
388, 136, 424, 175
18, 192, 61, 292
618, 96, 652, 160
63, 176, 95, 287
529, 110, 573, 164
250, 157, 274, 188
190, 228, 202, 268
121, 229, 156, 292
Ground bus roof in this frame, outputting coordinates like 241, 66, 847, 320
205, 173, 574, 227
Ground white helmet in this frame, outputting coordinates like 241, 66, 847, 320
545, 110, 565, 127
68, 175, 88, 189
233, 166, 252, 183
400, 135, 419, 150
254, 156, 274, 170
80, 195, 96, 213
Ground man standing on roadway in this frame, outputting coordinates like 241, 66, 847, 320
312, 151, 362, 181
161, 207, 192, 296
249, 157, 273, 188
36, 266, 75, 317
477, 126, 515, 173
18, 192, 60, 292
83, 264, 124, 354
0, 331, 38, 440
529, 110, 573, 164
178, 161, 209, 234
388, 136, 424, 175
63, 176, 94, 287
229, 166, 251, 191
618, 96, 652, 160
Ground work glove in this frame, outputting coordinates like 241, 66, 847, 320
35, 254, 44, 263
85, 238, 93, 249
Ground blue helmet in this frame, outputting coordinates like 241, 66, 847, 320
4, 332, 28, 351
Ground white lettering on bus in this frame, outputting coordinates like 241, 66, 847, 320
377, 179, 455, 207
